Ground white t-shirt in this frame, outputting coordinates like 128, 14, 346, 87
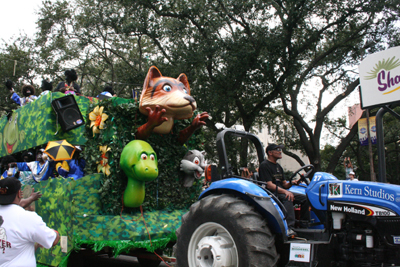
0, 204, 56, 267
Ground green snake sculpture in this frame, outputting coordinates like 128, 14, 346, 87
1, 112, 25, 155
120, 140, 159, 208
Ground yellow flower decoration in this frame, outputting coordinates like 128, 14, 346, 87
97, 145, 111, 176
89, 106, 109, 136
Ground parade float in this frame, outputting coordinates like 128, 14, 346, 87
0, 66, 208, 267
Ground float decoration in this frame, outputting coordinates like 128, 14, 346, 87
136, 66, 209, 144
180, 150, 206, 187
0, 93, 91, 157
120, 140, 158, 208
82, 76, 206, 215
97, 145, 111, 176
89, 106, 108, 136
0, 113, 26, 155
44, 140, 76, 161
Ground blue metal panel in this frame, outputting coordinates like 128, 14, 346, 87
306, 172, 400, 215
289, 184, 307, 195
306, 172, 338, 210
325, 180, 400, 215
202, 178, 271, 198
201, 178, 288, 235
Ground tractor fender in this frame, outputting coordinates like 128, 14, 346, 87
200, 178, 288, 239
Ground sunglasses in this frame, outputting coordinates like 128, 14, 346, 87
273, 148, 282, 152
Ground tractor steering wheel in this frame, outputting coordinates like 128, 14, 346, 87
289, 164, 315, 186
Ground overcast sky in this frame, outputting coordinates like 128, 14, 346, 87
0, 0, 44, 42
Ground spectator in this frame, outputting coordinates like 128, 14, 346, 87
4, 79, 21, 106
97, 85, 116, 100
343, 157, 354, 180
1, 156, 18, 179
259, 144, 309, 237
20, 187, 42, 211
21, 151, 35, 163
20, 85, 38, 106
55, 69, 81, 95
240, 167, 252, 178
16, 149, 56, 182
253, 167, 259, 180
0, 178, 59, 266
56, 146, 86, 180
38, 79, 53, 98
19, 151, 35, 185
349, 171, 358, 181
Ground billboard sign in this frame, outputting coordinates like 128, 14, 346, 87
359, 46, 400, 109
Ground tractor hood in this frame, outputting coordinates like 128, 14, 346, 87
306, 172, 400, 216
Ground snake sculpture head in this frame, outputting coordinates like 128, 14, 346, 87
120, 140, 158, 208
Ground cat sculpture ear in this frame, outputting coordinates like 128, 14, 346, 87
139, 66, 162, 106
177, 73, 190, 95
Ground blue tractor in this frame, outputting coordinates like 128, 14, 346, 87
176, 129, 400, 266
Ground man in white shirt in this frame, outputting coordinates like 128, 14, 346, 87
349, 171, 358, 181
0, 178, 60, 267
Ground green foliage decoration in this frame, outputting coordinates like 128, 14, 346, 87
83, 97, 206, 215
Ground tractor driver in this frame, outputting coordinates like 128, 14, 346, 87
259, 144, 310, 237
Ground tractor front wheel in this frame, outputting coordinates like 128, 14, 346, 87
176, 194, 279, 267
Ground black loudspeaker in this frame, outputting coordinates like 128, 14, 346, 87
51, 95, 84, 132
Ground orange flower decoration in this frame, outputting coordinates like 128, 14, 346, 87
89, 106, 108, 136
97, 145, 111, 176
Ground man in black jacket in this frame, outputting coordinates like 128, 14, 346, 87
259, 144, 310, 236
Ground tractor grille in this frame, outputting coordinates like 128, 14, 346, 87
377, 218, 400, 245
378, 218, 400, 235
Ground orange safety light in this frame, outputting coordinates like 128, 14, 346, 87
205, 165, 213, 182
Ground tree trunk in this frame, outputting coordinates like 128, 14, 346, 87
326, 125, 358, 173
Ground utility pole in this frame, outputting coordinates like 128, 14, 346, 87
366, 109, 376, 181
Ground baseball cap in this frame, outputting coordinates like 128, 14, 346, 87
266, 144, 284, 153
0, 178, 21, 205
349, 171, 355, 175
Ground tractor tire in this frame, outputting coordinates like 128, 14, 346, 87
176, 194, 279, 267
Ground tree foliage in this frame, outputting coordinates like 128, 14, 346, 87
0, 36, 37, 116
334, 106, 400, 183
18, 0, 400, 174
35, 0, 158, 97
99, 0, 400, 171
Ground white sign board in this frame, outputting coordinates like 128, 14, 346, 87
289, 243, 311, 262
359, 46, 400, 109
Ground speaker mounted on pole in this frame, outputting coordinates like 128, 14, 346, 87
51, 95, 84, 132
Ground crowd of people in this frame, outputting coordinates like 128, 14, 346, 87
5, 68, 117, 107
0, 69, 96, 265
1, 69, 111, 183
0, 146, 86, 184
